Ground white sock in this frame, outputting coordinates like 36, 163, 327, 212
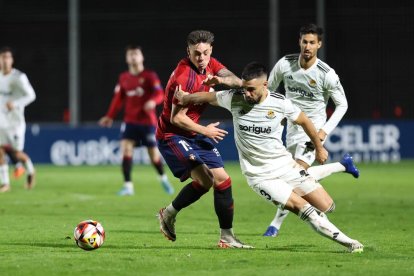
15, 162, 23, 169
124, 181, 134, 190
270, 208, 289, 229
307, 162, 345, 181
0, 164, 10, 186
220, 228, 234, 239
299, 203, 356, 247
159, 174, 168, 182
165, 203, 178, 216
24, 158, 35, 175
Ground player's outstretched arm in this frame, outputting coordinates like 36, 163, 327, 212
174, 85, 219, 106
202, 68, 242, 88
294, 112, 328, 164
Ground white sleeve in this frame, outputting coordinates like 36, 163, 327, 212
215, 90, 234, 112
13, 73, 36, 107
321, 71, 348, 135
284, 98, 302, 122
268, 59, 284, 92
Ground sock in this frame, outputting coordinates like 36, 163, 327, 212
159, 174, 168, 182
270, 208, 290, 229
165, 203, 178, 216
172, 181, 209, 212
122, 156, 133, 182
152, 159, 164, 175
24, 158, 35, 175
124, 181, 134, 190
220, 228, 234, 240
214, 177, 234, 229
299, 203, 356, 247
0, 164, 10, 186
307, 162, 345, 181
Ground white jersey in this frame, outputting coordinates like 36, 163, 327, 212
268, 54, 348, 141
0, 68, 36, 129
216, 89, 301, 177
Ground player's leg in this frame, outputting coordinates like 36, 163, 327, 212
147, 146, 174, 194
308, 153, 360, 179
251, 176, 363, 252
9, 126, 35, 189
118, 138, 135, 195
0, 146, 11, 192
192, 135, 251, 248
13, 150, 35, 189
210, 167, 251, 248
135, 125, 174, 195
157, 136, 213, 241
4, 146, 25, 179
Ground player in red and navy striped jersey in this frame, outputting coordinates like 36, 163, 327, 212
156, 30, 252, 248
99, 45, 174, 196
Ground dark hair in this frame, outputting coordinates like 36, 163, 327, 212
187, 30, 214, 46
241, 62, 268, 81
299, 23, 323, 41
125, 44, 142, 53
0, 46, 14, 55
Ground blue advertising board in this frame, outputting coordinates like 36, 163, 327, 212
23, 120, 414, 165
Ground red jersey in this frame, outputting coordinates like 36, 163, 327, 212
106, 69, 164, 126
156, 57, 225, 139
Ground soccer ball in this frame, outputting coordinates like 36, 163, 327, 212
73, 220, 105, 250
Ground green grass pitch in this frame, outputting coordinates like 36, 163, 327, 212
1, 161, 414, 275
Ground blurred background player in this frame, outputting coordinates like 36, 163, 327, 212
263, 23, 359, 237
99, 45, 174, 196
0, 52, 25, 180
175, 61, 363, 253
0, 46, 36, 192
156, 30, 252, 248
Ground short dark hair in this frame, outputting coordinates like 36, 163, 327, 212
187, 30, 214, 46
299, 23, 323, 41
125, 44, 142, 53
0, 46, 14, 55
241, 62, 268, 81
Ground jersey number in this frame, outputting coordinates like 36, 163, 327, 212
260, 189, 272, 201
178, 140, 193, 151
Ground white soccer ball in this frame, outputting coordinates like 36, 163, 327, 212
74, 219, 105, 250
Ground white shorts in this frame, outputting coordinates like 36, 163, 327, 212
0, 124, 26, 151
245, 159, 321, 207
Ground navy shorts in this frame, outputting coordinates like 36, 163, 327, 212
157, 134, 224, 182
120, 123, 156, 147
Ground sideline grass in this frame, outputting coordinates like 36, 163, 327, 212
1, 162, 414, 275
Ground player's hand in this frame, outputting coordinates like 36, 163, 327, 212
204, 122, 228, 143
174, 85, 190, 105
6, 101, 14, 111
315, 146, 328, 164
318, 129, 327, 142
203, 74, 222, 87
144, 100, 156, 111
98, 116, 113, 127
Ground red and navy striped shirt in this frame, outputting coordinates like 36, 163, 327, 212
156, 57, 225, 139
106, 69, 164, 126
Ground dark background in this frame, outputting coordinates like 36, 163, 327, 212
1, 0, 413, 123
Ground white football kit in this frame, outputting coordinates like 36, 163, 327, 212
268, 54, 348, 165
215, 89, 321, 206
0, 68, 36, 151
